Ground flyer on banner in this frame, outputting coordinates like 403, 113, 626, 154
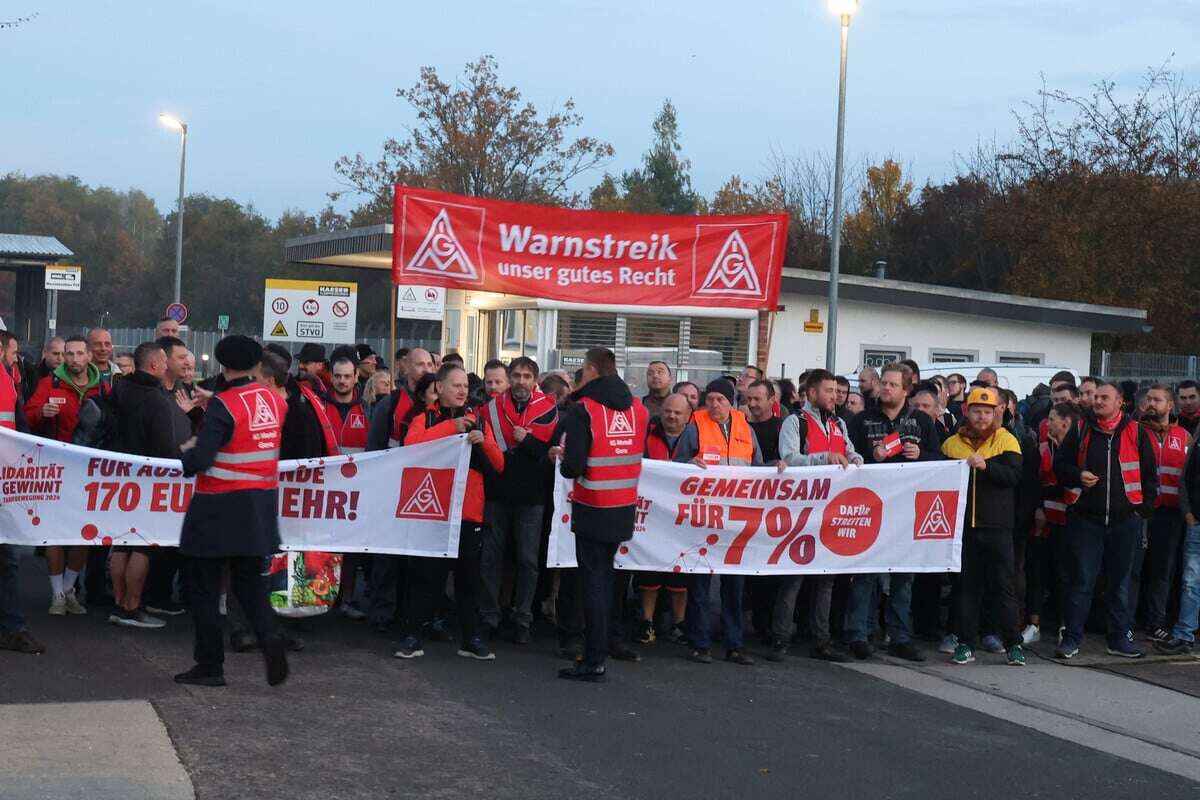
0, 428, 469, 557
262, 277, 358, 344
549, 459, 969, 575
392, 186, 789, 310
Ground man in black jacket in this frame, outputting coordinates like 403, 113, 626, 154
556, 348, 647, 682
1054, 380, 1157, 659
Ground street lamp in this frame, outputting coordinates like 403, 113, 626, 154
824, 0, 857, 373
159, 113, 188, 306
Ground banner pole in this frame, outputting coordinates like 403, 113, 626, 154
389, 286, 397, 373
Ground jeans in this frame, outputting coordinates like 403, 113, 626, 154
575, 537, 620, 667
771, 575, 833, 646
1142, 508, 1184, 630
1170, 524, 1200, 642
1063, 513, 1141, 646
953, 527, 1020, 648
844, 572, 913, 645
186, 556, 278, 675
0, 544, 24, 634
687, 574, 745, 652
480, 502, 544, 628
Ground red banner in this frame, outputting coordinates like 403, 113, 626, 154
392, 187, 788, 310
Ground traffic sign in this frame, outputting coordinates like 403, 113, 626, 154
262, 278, 357, 344
332, 300, 350, 318
302, 298, 319, 316
396, 284, 445, 321
217, 314, 230, 331
271, 297, 289, 315
44, 264, 82, 291
165, 302, 188, 323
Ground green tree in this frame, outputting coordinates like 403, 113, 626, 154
596, 100, 701, 215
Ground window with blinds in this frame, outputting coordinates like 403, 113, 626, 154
624, 316, 682, 394
688, 317, 751, 388
557, 312, 617, 350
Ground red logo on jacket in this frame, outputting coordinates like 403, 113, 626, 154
395, 468, 454, 520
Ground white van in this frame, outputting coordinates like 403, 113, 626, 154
917, 363, 1080, 399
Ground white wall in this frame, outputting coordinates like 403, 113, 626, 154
769, 292, 1094, 376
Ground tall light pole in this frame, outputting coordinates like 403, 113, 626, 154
825, 0, 857, 373
159, 113, 188, 305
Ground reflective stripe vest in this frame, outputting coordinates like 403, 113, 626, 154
693, 408, 754, 466
0, 364, 17, 430
1038, 441, 1075, 526
388, 390, 417, 448
296, 382, 339, 457
195, 383, 286, 494
1071, 420, 1144, 506
802, 407, 847, 456
1145, 424, 1188, 508
573, 397, 648, 509
327, 396, 369, 454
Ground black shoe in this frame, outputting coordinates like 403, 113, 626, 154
725, 649, 755, 666
608, 642, 641, 662
1154, 637, 1195, 656
0, 629, 46, 654
688, 648, 713, 664
514, 625, 532, 646
1147, 627, 1173, 644
810, 644, 852, 663
282, 633, 305, 652
765, 639, 788, 662
262, 636, 289, 687
664, 623, 687, 645
635, 620, 656, 645
848, 640, 873, 660
558, 663, 606, 682
145, 602, 187, 617
888, 642, 927, 662
174, 666, 226, 687
423, 619, 454, 642
230, 631, 258, 652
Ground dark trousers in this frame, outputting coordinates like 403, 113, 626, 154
1142, 508, 1184, 630
186, 556, 278, 675
1025, 526, 1068, 622
952, 527, 1021, 648
0, 544, 24, 634
403, 523, 483, 647
575, 537, 620, 667
747, 576, 778, 640
1064, 513, 1141, 646
687, 574, 745, 652
368, 555, 406, 627
145, 547, 181, 607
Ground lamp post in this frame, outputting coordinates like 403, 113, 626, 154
824, 0, 857, 373
159, 113, 188, 305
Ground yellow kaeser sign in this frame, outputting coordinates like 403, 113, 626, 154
44, 264, 82, 292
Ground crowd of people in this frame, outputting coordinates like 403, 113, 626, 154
1, 321, 1198, 687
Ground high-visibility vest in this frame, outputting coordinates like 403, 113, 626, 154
572, 397, 648, 509
195, 383, 286, 494
802, 407, 847, 456
0, 364, 17, 430
1071, 419, 1144, 506
296, 382, 339, 457
1038, 440, 1075, 526
1146, 424, 1188, 508
388, 390, 417, 448
644, 422, 678, 461
693, 408, 754, 466
327, 395, 369, 454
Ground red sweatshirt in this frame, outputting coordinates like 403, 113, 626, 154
405, 407, 503, 524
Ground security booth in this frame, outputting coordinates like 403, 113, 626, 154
0, 233, 75, 342
286, 188, 786, 394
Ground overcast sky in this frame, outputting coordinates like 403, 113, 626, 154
3, 1, 1197, 222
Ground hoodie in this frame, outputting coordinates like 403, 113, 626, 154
559, 374, 641, 543
24, 362, 103, 442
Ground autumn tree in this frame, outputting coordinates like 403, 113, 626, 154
841, 159, 913, 274
331, 55, 613, 222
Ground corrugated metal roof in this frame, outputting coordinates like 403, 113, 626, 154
0, 233, 74, 258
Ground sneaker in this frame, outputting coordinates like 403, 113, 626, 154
664, 623, 687, 645
725, 649, 755, 666
608, 642, 641, 662
457, 637, 496, 661
63, 590, 88, 616
112, 608, 165, 629
1055, 640, 1080, 659
765, 639, 788, 662
848, 640, 873, 660
145, 602, 186, 617
981, 634, 1005, 654
0, 629, 46, 654
938, 634, 959, 654
688, 648, 713, 664
513, 625, 532, 646
1021, 625, 1040, 645
558, 663, 606, 682
173, 666, 226, 687
951, 644, 975, 665
1006, 644, 1026, 666
1106, 634, 1144, 659
1147, 627, 1172, 644
1154, 637, 1195, 656
48, 592, 67, 616
809, 644, 851, 663
338, 603, 366, 621
393, 635, 424, 659
635, 620, 656, 645
888, 642, 927, 662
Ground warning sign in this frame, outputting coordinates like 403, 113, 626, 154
396, 284, 444, 322
263, 278, 357, 343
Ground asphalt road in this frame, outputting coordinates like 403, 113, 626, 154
4, 557, 1199, 800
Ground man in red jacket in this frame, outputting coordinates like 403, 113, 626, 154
24, 335, 103, 616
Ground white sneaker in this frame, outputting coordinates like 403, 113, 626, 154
938, 634, 959, 654
1021, 624, 1040, 645
64, 590, 88, 615
49, 592, 67, 616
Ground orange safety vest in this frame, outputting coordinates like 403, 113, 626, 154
327, 394, 369, 454
802, 407, 847, 456
0, 365, 17, 430
693, 408, 754, 466
1146, 424, 1188, 509
1071, 420, 1144, 506
195, 383, 287, 494
573, 397, 648, 509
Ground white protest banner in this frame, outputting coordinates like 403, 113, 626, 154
549, 460, 968, 575
262, 278, 358, 344
0, 428, 469, 557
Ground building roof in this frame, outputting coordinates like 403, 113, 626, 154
781, 268, 1148, 335
286, 225, 392, 270
0, 233, 74, 260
